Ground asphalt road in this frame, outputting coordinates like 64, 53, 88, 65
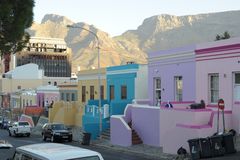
0, 129, 161, 160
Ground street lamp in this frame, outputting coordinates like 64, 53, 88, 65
66, 25, 102, 136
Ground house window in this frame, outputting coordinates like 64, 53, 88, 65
234, 72, 240, 101
101, 85, 104, 99
110, 85, 114, 100
90, 86, 94, 100
154, 78, 161, 104
71, 93, 75, 101
66, 93, 70, 101
17, 86, 21, 90
82, 86, 86, 102
209, 74, 219, 103
175, 76, 183, 101
121, 85, 127, 99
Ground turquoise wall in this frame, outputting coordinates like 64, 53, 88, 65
107, 64, 138, 115
82, 64, 139, 139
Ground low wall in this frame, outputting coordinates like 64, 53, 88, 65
111, 115, 132, 146
131, 105, 160, 146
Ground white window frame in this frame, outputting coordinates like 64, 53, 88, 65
174, 76, 183, 102
233, 72, 240, 102
154, 78, 161, 105
209, 73, 219, 104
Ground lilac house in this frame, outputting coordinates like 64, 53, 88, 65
111, 38, 240, 154
148, 45, 196, 106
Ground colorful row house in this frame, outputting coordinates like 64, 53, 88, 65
111, 37, 240, 154
81, 63, 148, 139
79, 68, 107, 139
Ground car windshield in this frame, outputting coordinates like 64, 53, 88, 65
52, 124, 66, 130
67, 156, 100, 160
19, 122, 29, 126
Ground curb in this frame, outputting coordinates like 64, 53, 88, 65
92, 142, 176, 160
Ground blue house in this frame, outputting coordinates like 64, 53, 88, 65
82, 63, 148, 139
107, 63, 148, 115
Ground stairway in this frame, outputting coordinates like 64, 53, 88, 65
99, 128, 110, 141
132, 129, 143, 144
128, 121, 143, 145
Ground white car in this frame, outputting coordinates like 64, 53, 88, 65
8, 121, 31, 137
13, 143, 104, 160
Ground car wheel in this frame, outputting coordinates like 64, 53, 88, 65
14, 130, 17, 137
42, 134, 46, 141
26, 133, 30, 137
51, 135, 55, 142
8, 130, 11, 136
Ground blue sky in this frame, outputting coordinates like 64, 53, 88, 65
34, 0, 239, 36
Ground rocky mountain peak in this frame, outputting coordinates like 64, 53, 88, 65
41, 14, 74, 25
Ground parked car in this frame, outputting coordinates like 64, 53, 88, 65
8, 121, 31, 137
1, 119, 9, 129
42, 123, 72, 142
12, 143, 104, 160
0, 140, 12, 149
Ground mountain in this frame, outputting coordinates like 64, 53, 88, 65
116, 10, 240, 52
27, 11, 240, 72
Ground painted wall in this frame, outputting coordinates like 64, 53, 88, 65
78, 68, 106, 108
107, 64, 138, 115
148, 45, 196, 105
111, 104, 232, 154
131, 105, 160, 146
49, 101, 81, 126
111, 115, 132, 146
4, 63, 43, 79
196, 37, 240, 110
134, 65, 148, 99
0, 79, 43, 93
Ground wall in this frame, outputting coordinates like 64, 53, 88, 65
196, 37, 240, 110
0, 79, 43, 93
111, 115, 132, 146
49, 101, 82, 126
5, 63, 43, 79
148, 45, 196, 105
107, 64, 138, 115
131, 105, 160, 146
78, 68, 106, 108
134, 65, 148, 99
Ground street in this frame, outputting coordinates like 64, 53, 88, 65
0, 129, 162, 160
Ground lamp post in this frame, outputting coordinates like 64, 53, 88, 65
67, 25, 102, 136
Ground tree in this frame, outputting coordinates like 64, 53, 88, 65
215, 34, 221, 41
0, 0, 34, 73
223, 31, 230, 39
215, 31, 231, 41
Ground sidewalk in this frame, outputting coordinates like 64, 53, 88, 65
91, 139, 177, 160
90, 138, 240, 160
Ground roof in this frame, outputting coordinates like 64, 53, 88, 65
16, 143, 103, 160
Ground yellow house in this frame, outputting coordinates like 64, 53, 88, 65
49, 81, 81, 126
49, 68, 106, 127
78, 68, 107, 108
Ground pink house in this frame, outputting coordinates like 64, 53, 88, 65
110, 37, 240, 154
195, 37, 240, 133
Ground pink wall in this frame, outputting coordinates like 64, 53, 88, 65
196, 38, 240, 110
